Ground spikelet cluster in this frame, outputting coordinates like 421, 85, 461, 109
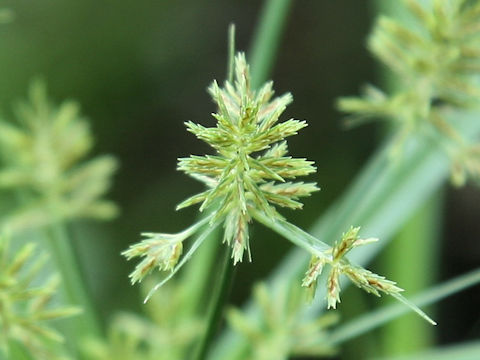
302, 227, 403, 310
178, 53, 318, 263
123, 53, 318, 298
123, 232, 185, 285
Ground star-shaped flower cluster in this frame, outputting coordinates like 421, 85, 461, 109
177, 53, 318, 263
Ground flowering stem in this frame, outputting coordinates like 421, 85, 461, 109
194, 246, 236, 360
255, 210, 331, 253
178, 223, 222, 318
45, 222, 102, 351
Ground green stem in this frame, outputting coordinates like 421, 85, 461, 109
45, 222, 102, 350
188, 25, 238, 359
179, 224, 222, 318
380, 192, 441, 355
191, 0, 293, 355
193, 247, 235, 360
191, 1, 293, 355
249, 0, 293, 89
370, 0, 441, 354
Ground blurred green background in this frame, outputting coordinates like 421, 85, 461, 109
1, 0, 479, 358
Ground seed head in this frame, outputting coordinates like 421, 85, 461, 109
177, 53, 319, 263
122, 233, 185, 284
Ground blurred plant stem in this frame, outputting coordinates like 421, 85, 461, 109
371, 0, 439, 356
7, 340, 34, 360
178, 225, 222, 318
10, 188, 103, 356
380, 193, 441, 355
189, 25, 237, 360
193, 247, 235, 360
45, 221, 102, 354
249, 0, 292, 89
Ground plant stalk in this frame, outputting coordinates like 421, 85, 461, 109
45, 222, 102, 350
249, 0, 293, 89
380, 192, 441, 355
371, 0, 441, 354
193, 247, 235, 360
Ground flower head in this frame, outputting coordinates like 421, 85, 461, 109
302, 226, 403, 310
0, 80, 118, 232
177, 53, 318, 263
123, 233, 184, 285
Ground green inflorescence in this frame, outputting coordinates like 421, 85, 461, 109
0, 80, 118, 232
177, 53, 318, 264
338, 0, 480, 185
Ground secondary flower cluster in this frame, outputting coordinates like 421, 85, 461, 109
302, 227, 403, 309
0, 80, 118, 232
178, 53, 318, 263
338, 0, 480, 185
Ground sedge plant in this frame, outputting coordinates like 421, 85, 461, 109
3, 1, 480, 360
122, 50, 435, 330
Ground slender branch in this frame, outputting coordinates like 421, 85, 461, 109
44, 222, 102, 354
252, 209, 331, 256
193, 247, 236, 360
328, 268, 480, 345
179, 224, 222, 318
